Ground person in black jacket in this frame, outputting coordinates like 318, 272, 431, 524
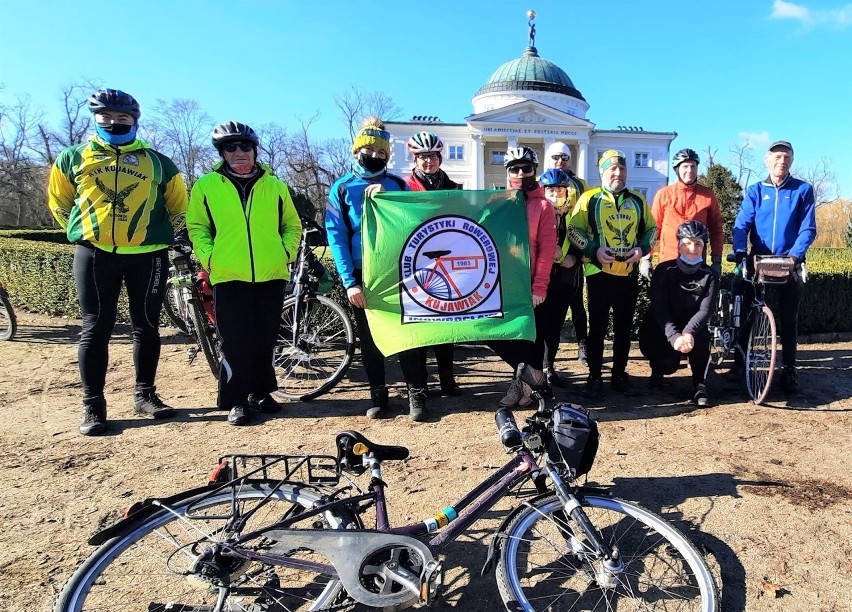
639, 221, 718, 406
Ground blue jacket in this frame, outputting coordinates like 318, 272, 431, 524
733, 175, 816, 260
325, 169, 408, 289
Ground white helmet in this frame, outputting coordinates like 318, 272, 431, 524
407, 131, 444, 154
504, 146, 538, 167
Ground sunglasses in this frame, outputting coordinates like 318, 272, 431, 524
508, 165, 535, 175
222, 141, 254, 153
416, 153, 440, 161
550, 154, 571, 161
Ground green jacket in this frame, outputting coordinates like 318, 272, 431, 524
187, 162, 301, 285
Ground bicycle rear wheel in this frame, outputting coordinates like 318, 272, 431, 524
497, 494, 718, 611
0, 291, 16, 341
746, 304, 777, 404
189, 299, 221, 379
54, 483, 359, 612
273, 294, 355, 401
708, 290, 731, 367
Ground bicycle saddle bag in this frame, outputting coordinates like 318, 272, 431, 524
546, 404, 599, 479
754, 255, 795, 284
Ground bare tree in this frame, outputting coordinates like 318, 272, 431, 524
145, 98, 216, 188
703, 146, 717, 167
256, 122, 289, 178
333, 86, 402, 141
797, 157, 839, 206
32, 80, 97, 165
728, 139, 760, 188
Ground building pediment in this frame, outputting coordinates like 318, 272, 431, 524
466, 100, 594, 130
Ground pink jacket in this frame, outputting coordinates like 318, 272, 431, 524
525, 185, 558, 299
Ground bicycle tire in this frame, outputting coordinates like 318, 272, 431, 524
746, 304, 777, 404
163, 284, 189, 334
0, 291, 16, 341
708, 290, 731, 367
496, 494, 718, 611
54, 483, 360, 612
273, 294, 355, 401
189, 298, 220, 379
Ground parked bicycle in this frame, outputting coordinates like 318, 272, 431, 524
707, 253, 794, 404
164, 243, 222, 377
273, 215, 355, 401
54, 393, 718, 611
0, 281, 17, 341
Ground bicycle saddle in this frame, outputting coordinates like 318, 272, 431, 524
423, 250, 452, 259
336, 431, 409, 474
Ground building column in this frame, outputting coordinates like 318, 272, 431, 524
577, 140, 589, 181
471, 133, 483, 189
507, 136, 518, 150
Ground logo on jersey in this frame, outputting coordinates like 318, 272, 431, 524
399, 216, 502, 323
96, 177, 139, 221
124, 154, 139, 167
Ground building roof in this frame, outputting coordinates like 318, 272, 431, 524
475, 46, 585, 101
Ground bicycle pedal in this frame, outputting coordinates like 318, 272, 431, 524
421, 560, 444, 604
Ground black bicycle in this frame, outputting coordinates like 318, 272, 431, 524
0, 281, 16, 341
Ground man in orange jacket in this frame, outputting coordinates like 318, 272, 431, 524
646, 148, 724, 279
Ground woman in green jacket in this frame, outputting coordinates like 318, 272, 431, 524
187, 121, 302, 425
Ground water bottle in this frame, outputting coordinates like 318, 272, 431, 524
495, 408, 522, 448
732, 294, 742, 328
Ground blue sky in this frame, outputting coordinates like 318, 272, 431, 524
1, 0, 850, 198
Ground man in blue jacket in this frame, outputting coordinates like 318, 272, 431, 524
733, 140, 816, 394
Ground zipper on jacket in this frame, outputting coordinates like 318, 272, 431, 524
243, 188, 256, 283
112, 146, 121, 253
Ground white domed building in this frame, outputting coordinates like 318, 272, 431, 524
385, 15, 676, 202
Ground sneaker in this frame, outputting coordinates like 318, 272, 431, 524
366, 386, 389, 419
519, 364, 553, 399
577, 340, 588, 366
227, 405, 250, 426
133, 388, 176, 419
649, 372, 665, 391
781, 367, 800, 394
79, 398, 107, 436
611, 372, 633, 395
518, 381, 535, 408
499, 377, 524, 408
546, 367, 568, 388
248, 394, 282, 413
408, 387, 427, 422
693, 383, 709, 407
583, 376, 604, 399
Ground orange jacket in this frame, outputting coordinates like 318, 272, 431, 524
651, 182, 724, 262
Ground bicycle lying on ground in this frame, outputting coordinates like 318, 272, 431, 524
707, 253, 794, 404
0, 281, 16, 341
54, 393, 718, 611
273, 215, 355, 401
164, 243, 222, 377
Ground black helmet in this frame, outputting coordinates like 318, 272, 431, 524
87, 88, 141, 120
211, 121, 260, 150
672, 148, 700, 169
676, 220, 710, 244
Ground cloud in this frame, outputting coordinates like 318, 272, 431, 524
739, 131, 771, 150
770, 0, 852, 28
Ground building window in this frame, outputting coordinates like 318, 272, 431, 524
634, 152, 650, 167
448, 145, 465, 161
491, 150, 506, 165
635, 187, 649, 200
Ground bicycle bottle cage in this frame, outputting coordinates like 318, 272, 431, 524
754, 255, 796, 284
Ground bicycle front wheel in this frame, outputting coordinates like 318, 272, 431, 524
708, 290, 731, 367
163, 284, 189, 334
273, 294, 355, 401
497, 494, 718, 611
54, 483, 359, 612
189, 299, 220, 379
0, 291, 16, 341
746, 305, 777, 404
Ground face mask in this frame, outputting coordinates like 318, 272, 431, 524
679, 254, 704, 266
509, 176, 538, 192
95, 122, 138, 145
227, 162, 256, 175
358, 152, 388, 173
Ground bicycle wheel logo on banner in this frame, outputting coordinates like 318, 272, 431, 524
400, 215, 502, 323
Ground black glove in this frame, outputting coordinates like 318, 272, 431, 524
735, 251, 747, 265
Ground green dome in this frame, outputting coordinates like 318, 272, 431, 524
475, 47, 584, 100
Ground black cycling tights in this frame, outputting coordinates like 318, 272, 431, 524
73, 245, 168, 400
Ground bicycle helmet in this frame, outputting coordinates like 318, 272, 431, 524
504, 146, 538, 168
407, 131, 444, 155
676, 220, 710, 244
211, 121, 260, 150
539, 168, 570, 187
672, 148, 700, 169
87, 88, 141, 120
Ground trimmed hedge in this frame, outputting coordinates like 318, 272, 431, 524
2, 230, 851, 335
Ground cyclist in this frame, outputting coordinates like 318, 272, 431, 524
733, 140, 816, 394
646, 148, 723, 279
326, 117, 429, 421
494, 146, 557, 407
47, 88, 188, 436
187, 121, 302, 426
639, 221, 718, 406
544, 142, 590, 368
569, 150, 657, 398
403, 131, 462, 397
534, 168, 584, 387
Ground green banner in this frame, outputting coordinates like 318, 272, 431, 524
362, 189, 535, 356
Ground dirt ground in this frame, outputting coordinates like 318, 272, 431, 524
0, 311, 850, 612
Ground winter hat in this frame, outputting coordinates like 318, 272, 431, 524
351, 116, 391, 156
545, 142, 572, 167
598, 149, 626, 174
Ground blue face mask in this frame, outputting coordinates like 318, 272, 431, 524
95, 122, 138, 146
679, 254, 704, 266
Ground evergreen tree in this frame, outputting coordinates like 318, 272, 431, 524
699, 163, 743, 243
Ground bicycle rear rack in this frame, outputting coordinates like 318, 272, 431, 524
209, 453, 340, 486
